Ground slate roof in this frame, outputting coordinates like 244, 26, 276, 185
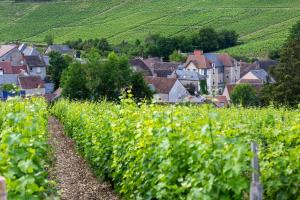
0, 45, 17, 57
255, 60, 279, 72
46, 45, 74, 55
24, 56, 45, 67
18, 76, 45, 89
175, 70, 206, 81
250, 69, 271, 83
144, 76, 177, 94
0, 61, 28, 74
204, 53, 223, 67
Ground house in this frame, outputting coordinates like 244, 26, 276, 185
238, 69, 275, 84
130, 57, 178, 77
45, 45, 75, 56
184, 50, 240, 95
130, 58, 153, 76
0, 61, 28, 85
18, 43, 41, 56
0, 44, 24, 66
171, 68, 206, 95
18, 75, 45, 96
24, 56, 47, 80
240, 61, 257, 77
145, 76, 190, 103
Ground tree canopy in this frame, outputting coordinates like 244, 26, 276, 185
231, 84, 260, 107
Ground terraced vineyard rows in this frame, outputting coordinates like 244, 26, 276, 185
51, 99, 300, 199
1, 0, 300, 57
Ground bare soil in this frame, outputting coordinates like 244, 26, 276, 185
48, 117, 119, 200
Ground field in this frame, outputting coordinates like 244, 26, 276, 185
1, 0, 300, 57
51, 99, 300, 200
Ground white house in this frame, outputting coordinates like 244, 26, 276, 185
184, 50, 240, 95
145, 76, 190, 103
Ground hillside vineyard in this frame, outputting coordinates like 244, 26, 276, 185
1, 0, 300, 57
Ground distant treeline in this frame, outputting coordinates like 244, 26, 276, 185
65, 27, 239, 60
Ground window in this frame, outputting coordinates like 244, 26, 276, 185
36, 67, 41, 74
30, 67, 33, 71
193, 69, 196, 71
204, 69, 207, 75
213, 79, 215, 85
0, 69, 3, 76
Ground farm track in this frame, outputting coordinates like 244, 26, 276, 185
48, 117, 119, 200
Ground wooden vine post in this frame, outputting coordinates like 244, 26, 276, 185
250, 142, 263, 200
0, 176, 6, 200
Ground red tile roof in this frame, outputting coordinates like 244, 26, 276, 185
145, 76, 177, 94
218, 53, 234, 67
215, 95, 229, 107
0, 45, 17, 57
238, 79, 263, 84
0, 61, 28, 74
185, 50, 211, 69
18, 76, 45, 89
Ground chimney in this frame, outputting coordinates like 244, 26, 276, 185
194, 50, 203, 57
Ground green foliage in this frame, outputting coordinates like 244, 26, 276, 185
0, 84, 19, 93
61, 51, 152, 101
0, 98, 54, 199
262, 21, 300, 107
1, 0, 300, 57
48, 51, 70, 89
52, 99, 300, 199
169, 50, 186, 63
231, 84, 260, 107
192, 27, 219, 52
44, 34, 54, 45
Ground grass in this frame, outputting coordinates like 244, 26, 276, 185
1, 0, 300, 57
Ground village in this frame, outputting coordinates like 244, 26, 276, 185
0, 43, 277, 107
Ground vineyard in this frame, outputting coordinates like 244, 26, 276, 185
0, 98, 53, 199
50, 99, 300, 200
1, 0, 300, 57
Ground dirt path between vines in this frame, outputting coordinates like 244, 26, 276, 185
48, 117, 119, 200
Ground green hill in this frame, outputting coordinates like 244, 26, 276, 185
1, 0, 300, 57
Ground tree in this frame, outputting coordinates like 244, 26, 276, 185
262, 21, 300, 107
218, 30, 239, 49
60, 51, 152, 101
169, 50, 186, 62
192, 27, 219, 52
44, 34, 54, 45
231, 84, 260, 107
60, 62, 90, 100
49, 52, 69, 89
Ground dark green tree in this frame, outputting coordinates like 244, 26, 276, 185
262, 21, 300, 107
49, 52, 69, 89
192, 27, 219, 52
218, 30, 239, 49
231, 84, 260, 107
60, 62, 90, 100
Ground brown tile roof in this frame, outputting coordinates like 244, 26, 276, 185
215, 95, 229, 107
142, 57, 161, 68
0, 45, 17, 57
18, 76, 45, 89
144, 76, 177, 94
153, 62, 178, 77
185, 50, 211, 69
130, 58, 153, 76
218, 53, 234, 67
238, 79, 263, 84
24, 56, 45, 67
240, 62, 257, 77
0, 61, 28, 74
